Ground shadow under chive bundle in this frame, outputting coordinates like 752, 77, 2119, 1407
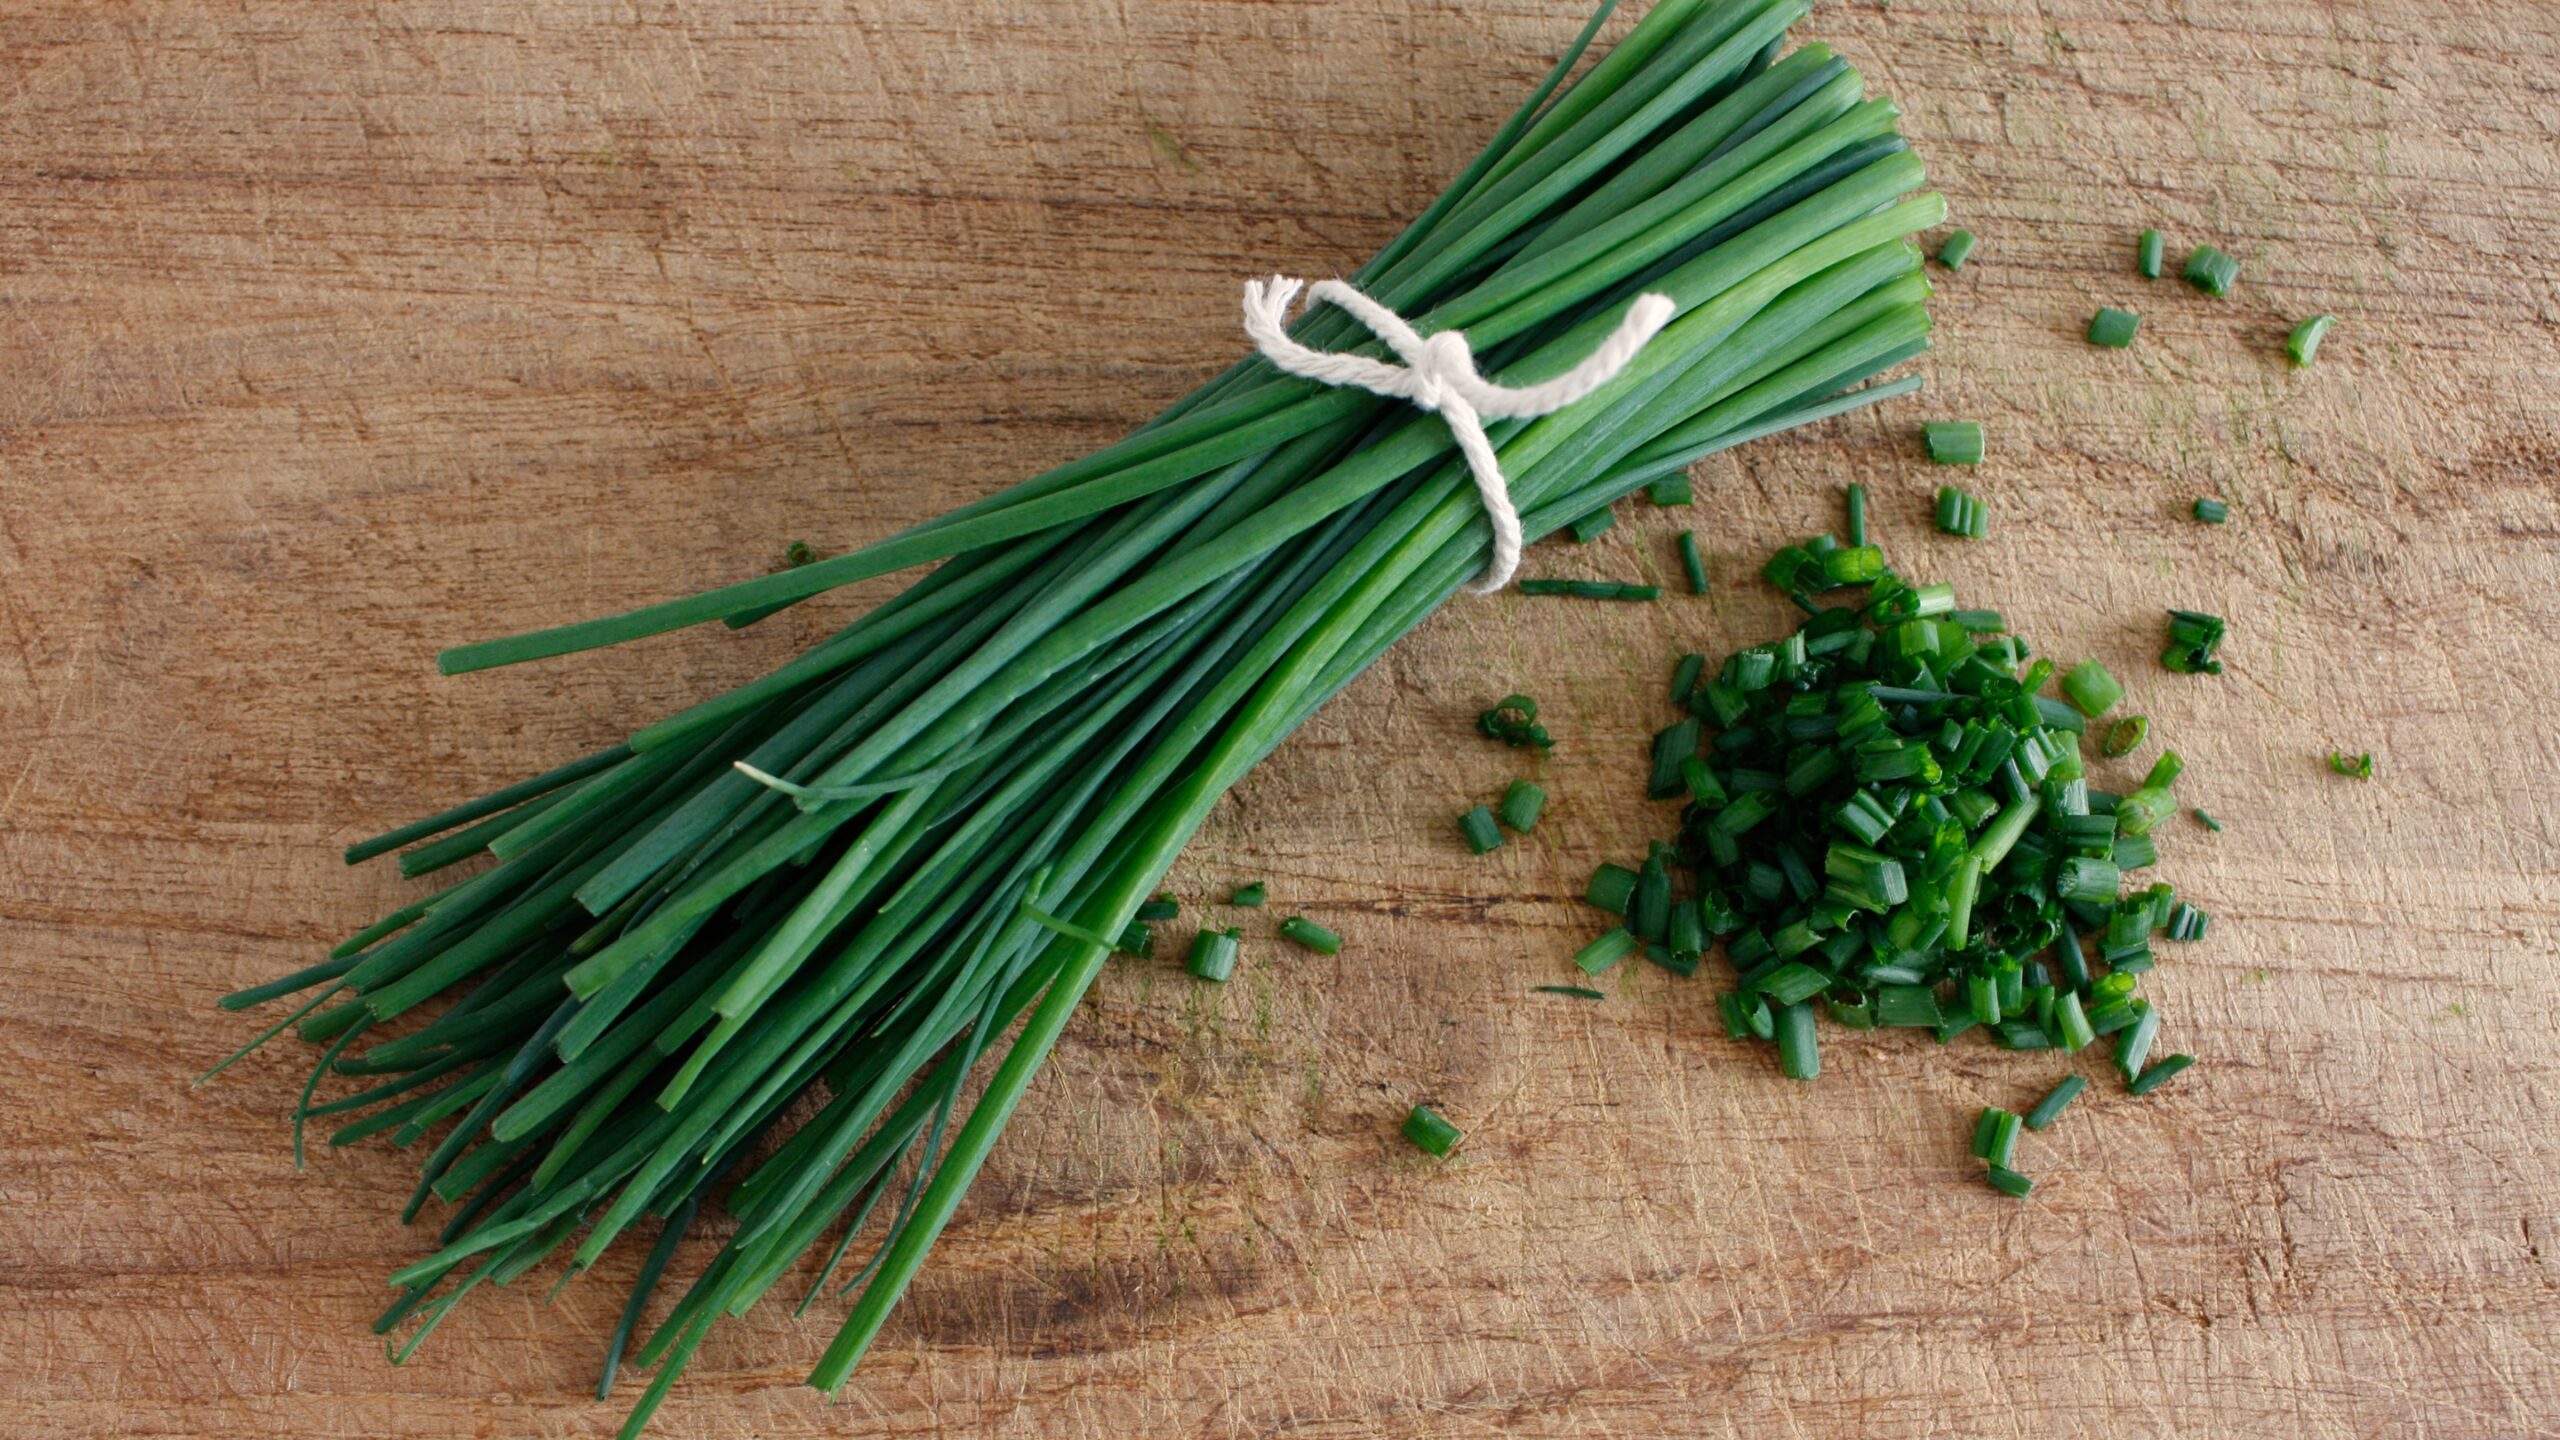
1566, 487, 2210, 1195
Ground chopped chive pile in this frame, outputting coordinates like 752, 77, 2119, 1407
1229, 881, 1268, 907
1564, 493, 2210, 1195
1648, 473, 1694, 507
2161, 609, 2228, 675
2287, 314, 2335, 367
1937, 228, 1978, 270
2327, 750, 2374, 780
1923, 420, 1985, 466
2086, 307, 2141, 349
1478, 693, 1552, 749
1402, 1104, 1462, 1157
2182, 244, 2239, 296
1278, 916, 1342, 955
2192, 497, 2229, 524
1518, 578, 1659, 601
1934, 485, 1989, 539
1676, 533, 1709, 595
2136, 228, 2164, 279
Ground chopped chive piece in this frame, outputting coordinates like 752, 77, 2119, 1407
1985, 1165, 2034, 1198
2024, 1075, 2086, 1130
2328, 750, 2374, 780
2137, 228, 2164, 278
1950, 608, 2006, 632
2192, 497, 2229, 524
1229, 881, 1268, 907
1136, 897, 1180, 923
2060, 659, 2124, 718
1478, 693, 1551, 749
2117, 1005, 2161, 1079
1186, 928, 1242, 983
1278, 916, 1341, 955
1497, 780, 1546, 833
2054, 991, 2097, 1052
1648, 719, 1702, 799
1402, 1104, 1462, 1157
1970, 1107, 2004, 1159
1458, 804, 1504, 855
1572, 927, 1638, 976
1568, 507, 1616, 543
1754, 962, 1832, 1008
2102, 715, 2148, 757
1533, 985, 1604, 1000
2287, 314, 2335, 368
1676, 532, 1708, 596
1936, 228, 1977, 270
1845, 484, 1869, 548
2192, 807, 2222, 832
1982, 1108, 2023, 1168
1933, 485, 1988, 538
2182, 243, 2239, 296
2126, 1053, 2195, 1095
1519, 578, 1658, 601
2085, 307, 2141, 349
1586, 862, 1638, 914
1923, 421, 1985, 466
2163, 901, 2209, 942
1116, 920, 1155, 956
2161, 609, 2228, 675
1671, 652, 1706, 705
1647, 473, 1693, 507
1774, 1001, 1820, 1080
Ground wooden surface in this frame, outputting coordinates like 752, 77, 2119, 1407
4, 1, 2557, 1435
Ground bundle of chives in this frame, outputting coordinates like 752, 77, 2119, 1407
216, 2, 1940, 1430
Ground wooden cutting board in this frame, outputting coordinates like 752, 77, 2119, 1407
4, 1, 2555, 1435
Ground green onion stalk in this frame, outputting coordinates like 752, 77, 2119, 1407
214, 0, 1941, 1431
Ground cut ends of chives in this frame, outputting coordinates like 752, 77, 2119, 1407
2137, 228, 2165, 279
2061, 659, 2124, 718
2086, 307, 2140, 349
1479, 693, 1552, 749
2287, 314, 2335, 368
1934, 485, 1988, 539
2328, 750, 2374, 780
1937, 228, 1978, 271
1186, 928, 1242, 983
2192, 497, 2229, 524
1402, 1104, 1462, 1157
2161, 609, 2228, 675
2182, 243, 2239, 297
1229, 881, 1268, 907
1498, 780, 1547, 834
1923, 420, 1984, 466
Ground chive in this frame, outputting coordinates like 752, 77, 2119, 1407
1478, 693, 1552, 749
2024, 1075, 2086, 1130
1572, 927, 1637, 977
1933, 485, 1988, 538
2060, 659, 2124, 718
2126, 1053, 2195, 1096
1985, 1165, 2034, 1198
1845, 484, 1869, 548
2192, 497, 2229, 524
2085, 307, 2140, 349
2053, 991, 2097, 1052
2163, 902, 2209, 942
2161, 609, 2228, 675
1676, 532, 1708, 596
1136, 897, 1180, 923
2287, 314, 2335, 367
1186, 928, 1242, 983
1568, 506, 1617, 543
1876, 985, 1940, 1027
1970, 1106, 2006, 1159
1671, 652, 1706, 705
1648, 718, 1701, 799
2136, 228, 2164, 278
1981, 1108, 2022, 1168
1497, 780, 1546, 833
2328, 750, 2374, 780
1774, 1001, 1820, 1080
1936, 228, 1977, 271
1631, 854, 1672, 943
2192, 808, 2222, 832
2182, 243, 2239, 296
1950, 608, 2005, 632
1229, 881, 1268, 907
1586, 862, 1638, 915
1755, 962, 1832, 1008
1278, 917, 1341, 955
1116, 920, 1155, 956
2117, 1005, 2162, 1079
1402, 1104, 1462, 1157
1923, 421, 1985, 466
1647, 473, 1693, 507
2101, 715, 2147, 757
1459, 805, 1505, 855
1521, 578, 1659, 601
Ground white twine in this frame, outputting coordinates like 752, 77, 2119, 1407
1241, 276, 1676, 593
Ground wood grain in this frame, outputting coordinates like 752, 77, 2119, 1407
3, 1, 2557, 1435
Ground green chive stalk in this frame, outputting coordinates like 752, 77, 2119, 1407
217, 2, 1941, 1432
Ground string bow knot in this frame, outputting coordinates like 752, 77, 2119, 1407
1241, 275, 1675, 593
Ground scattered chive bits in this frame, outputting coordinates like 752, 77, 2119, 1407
2328, 750, 2374, 780
1498, 779, 1547, 833
2192, 497, 2229, 524
2024, 1074, 2085, 1130
1647, 473, 1693, 506
1458, 804, 1504, 855
1923, 420, 1984, 466
1986, 1165, 2035, 1198
2136, 228, 2164, 278
1937, 228, 1978, 270
1568, 496, 2209, 1195
2287, 314, 2336, 367
1186, 927, 1242, 982
2102, 715, 2148, 757
1229, 881, 1268, 907
2182, 243, 2239, 296
2193, 808, 2223, 832
1518, 578, 1658, 601
1278, 916, 1342, 955
1569, 507, 1617, 543
2086, 307, 2141, 349
2161, 609, 2229, 674
1401, 1104, 1462, 1157
1478, 693, 1552, 749
1676, 532, 1709, 595
1933, 485, 1989, 539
